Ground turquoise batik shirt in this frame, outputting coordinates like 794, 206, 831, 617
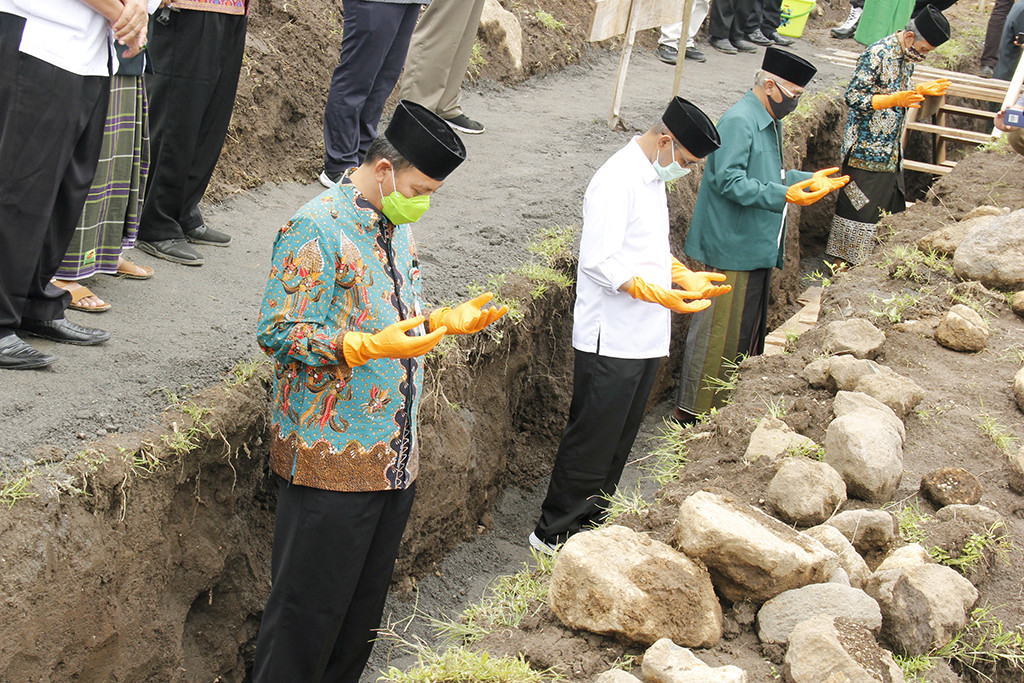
685, 89, 812, 271
842, 34, 915, 173
257, 171, 425, 492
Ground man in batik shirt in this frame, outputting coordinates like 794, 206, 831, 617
825, 5, 951, 266
252, 100, 505, 682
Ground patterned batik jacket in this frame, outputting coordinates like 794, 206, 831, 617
842, 34, 915, 173
257, 172, 425, 492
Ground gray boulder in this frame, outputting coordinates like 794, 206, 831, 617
756, 583, 882, 645
823, 319, 886, 359
1013, 291, 1024, 318
743, 416, 817, 464
783, 615, 905, 683
801, 358, 831, 389
824, 411, 904, 503
1009, 446, 1024, 495
804, 524, 872, 589
832, 390, 905, 444
549, 525, 722, 647
1015, 367, 1024, 413
935, 304, 990, 352
953, 208, 1024, 289
671, 490, 838, 603
918, 214, 997, 257
480, 0, 523, 71
641, 638, 747, 682
825, 357, 925, 418
825, 509, 898, 555
766, 457, 847, 526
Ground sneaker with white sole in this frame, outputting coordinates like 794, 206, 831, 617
831, 6, 862, 38
444, 113, 485, 134
319, 170, 342, 188
528, 531, 559, 556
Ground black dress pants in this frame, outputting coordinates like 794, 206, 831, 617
253, 478, 416, 683
0, 13, 108, 336
534, 350, 660, 545
750, 0, 784, 34
139, 9, 247, 242
323, 0, 420, 174
710, 0, 759, 42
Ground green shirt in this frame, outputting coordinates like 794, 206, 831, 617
685, 89, 812, 271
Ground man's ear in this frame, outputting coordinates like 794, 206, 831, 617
373, 157, 392, 183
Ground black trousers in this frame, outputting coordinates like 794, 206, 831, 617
709, 0, 759, 42
253, 478, 416, 683
0, 13, 109, 336
750, 0, 784, 33
982, 0, 1014, 68
534, 350, 660, 545
323, 0, 420, 173
138, 9, 247, 242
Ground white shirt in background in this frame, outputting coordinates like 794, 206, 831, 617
572, 137, 674, 360
0, 0, 113, 76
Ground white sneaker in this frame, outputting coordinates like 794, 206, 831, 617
830, 6, 862, 38
319, 170, 341, 189
528, 531, 559, 556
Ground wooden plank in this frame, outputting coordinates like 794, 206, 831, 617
671, 0, 696, 97
906, 120, 993, 144
940, 103, 997, 119
590, 0, 686, 42
904, 159, 953, 174
609, 0, 644, 128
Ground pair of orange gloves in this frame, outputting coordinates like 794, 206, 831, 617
627, 258, 732, 314
872, 77, 951, 111
343, 294, 507, 367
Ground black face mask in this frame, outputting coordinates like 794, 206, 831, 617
768, 84, 800, 119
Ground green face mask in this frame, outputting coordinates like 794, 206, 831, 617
379, 166, 430, 225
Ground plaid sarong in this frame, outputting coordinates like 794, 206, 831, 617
55, 75, 149, 280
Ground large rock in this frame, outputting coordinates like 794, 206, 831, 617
756, 583, 882, 645
953, 208, 1024, 289
480, 0, 523, 71
935, 503, 1003, 528
918, 214, 998, 257
1008, 446, 1024, 494
596, 671, 642, 683
874, 543, 932, 573
825, 509, 898, 555
1012, 291, 1024, 318
671, 490, 838, 603
801, 358, 831, 388
784, 615, 906, 683
824, 411, 903, 503
549, 526, 722, 647
866, 561, 979, 655
1014, 367, 1024, 412
743, 416, 817, 464
825, 357, 925, 418
823, 319, 886, 359
641, 638, 747, 683
804, 524, 872, 589
935, 304, 990, 352
826, 355, 881, 392
832, 390, 905, 444
766, 458, 847, 526
920, 467, 983, 507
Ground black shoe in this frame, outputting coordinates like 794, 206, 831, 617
657, 43, 678, 64
747, 29, 773, 45
731, 38, 758, 52
979, 65, 994, 78
444, 113, 485, 134
710, 37, 738, 54
319, 170, 342, 188
672, 406, 699, 427
19, 318, 110, 346
185, 224, 231, 247
767, 30, 795, 45
136, 239, 204, 266
0, 334, 56, 369
685, 46, 707, 62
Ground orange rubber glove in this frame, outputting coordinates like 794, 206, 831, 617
671, 257, 732, 299
786, 178, 831, 206
627, 276, 711, 314
429, 292, 508, 335
807, 167, 852, 193
343, 316, 446, 367
872, 90, 925, 110
915, 78, 951, 97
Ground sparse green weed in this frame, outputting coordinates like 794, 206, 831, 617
894, 653, 936, 681
977, 412, 1020, 455
0, 469, 37, 507
378, 642, 557, 682
702, 356, 742, 405
637, 418, 692, 485
784, 442, 825, 461
875, 244, 954, 283
224, 354, 270, 387
515, 262, 573, 300
759, 393, 787, 419
601, 487, 650, 524
932, 604, 1024, 676
884, 498, 930, 544
534, 9, 566, 30
929, 521, 1016, 574
868, 291, 922, 323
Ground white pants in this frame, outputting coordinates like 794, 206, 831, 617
659, 0, 710, 49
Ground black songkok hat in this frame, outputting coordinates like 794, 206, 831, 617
762, 46, 817, 87
385, 100, 467, 180
913, 5, 951, 46
662, 97, 721, 159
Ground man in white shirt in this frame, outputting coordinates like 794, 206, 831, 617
530, 98, 730, 552
0, 0, 146, 369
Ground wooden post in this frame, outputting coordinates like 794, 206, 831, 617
994, 50, 1024, 137
609, 0, 645, 128
671, 0, 697, 96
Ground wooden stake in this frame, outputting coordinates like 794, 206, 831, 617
609, 0, 645, 128
994, 47, 1024, 137
672, 0, 697, 97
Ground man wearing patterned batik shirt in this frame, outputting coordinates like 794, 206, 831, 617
825, 5, 951, 267
252, 100, 505, 682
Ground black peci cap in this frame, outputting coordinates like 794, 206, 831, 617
662, 97, 721, 159
385, 100, 467, 180
913, 5, 951, 47
762, 46, 817, 87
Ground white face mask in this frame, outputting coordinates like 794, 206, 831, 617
653, 139, 691, 182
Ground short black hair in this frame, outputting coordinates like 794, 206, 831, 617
363, 134, 414, 172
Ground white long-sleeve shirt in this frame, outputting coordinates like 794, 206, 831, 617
572, 137, 674, 360
0, 0, 113, 76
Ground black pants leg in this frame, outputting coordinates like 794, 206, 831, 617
534, 351, 660, 545
0, 12, 108, 335
139, 10, 247, 242
982, 0, 1014, 68
758, 0, 784, 33
710, 0, 760, 42
252, 479, 416, 683
323, 0, 420, 173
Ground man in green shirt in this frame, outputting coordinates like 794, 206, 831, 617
676, 47, 848, 423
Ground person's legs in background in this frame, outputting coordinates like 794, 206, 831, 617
832, 0, 864, 38
981, 0, 1014, 77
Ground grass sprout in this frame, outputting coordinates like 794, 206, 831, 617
637, 418, 692, 485
0, 469, 38, 508
883, 498, 930, 544
932, 604, 1024, 677
929, 521, 1016, 574
534, 9, 566, 30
